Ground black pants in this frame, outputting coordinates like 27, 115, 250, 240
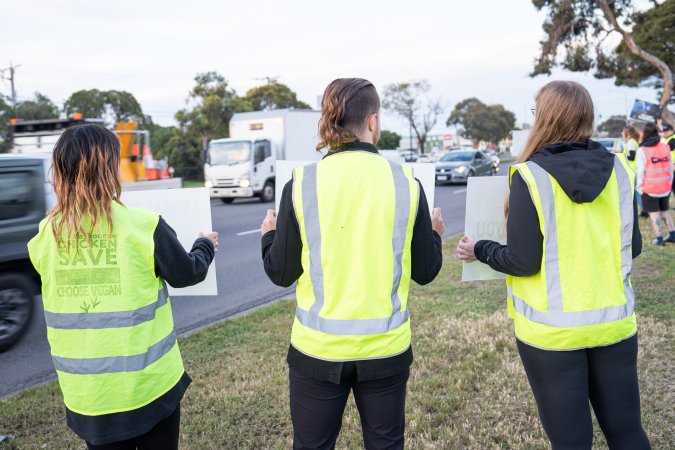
85, 405, 180, 450
289, 367, 409, 450
517, 335, 651, 450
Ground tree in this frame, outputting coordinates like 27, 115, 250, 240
382, 80, 443, 153
447, 98, 516, 143
531, 0, 674, 126
600, 1, 675, 104
63, 89, 144, 126
244, 82, 311, 111
0, 95, 11, 153
170, 72, 250, 179
14, 92, 60, 120
596, 115, 627, 137
377, 130, 402, 149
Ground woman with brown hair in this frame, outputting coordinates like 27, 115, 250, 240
457, 81, 650, 450
27, 124, 218, 449
260, 78, 444, 449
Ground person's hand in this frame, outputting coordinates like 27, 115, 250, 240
431, 207, 445, 236
260, 209, 277, 235
199, 232, 219, 252
456, 236, 477, 262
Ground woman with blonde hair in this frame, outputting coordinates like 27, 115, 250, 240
457, 81, 650, 450
28, 124, 218, 449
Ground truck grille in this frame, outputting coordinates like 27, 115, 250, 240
213, 178, 236, 187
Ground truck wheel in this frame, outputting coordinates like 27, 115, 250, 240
0, 273, 36, 352
221, 198, 234, 204
260, 182, 275, 203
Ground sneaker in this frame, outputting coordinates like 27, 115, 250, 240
665, 236, 675, 244
652, 239, 665, 246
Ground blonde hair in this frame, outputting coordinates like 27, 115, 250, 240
49, 124, 122, 242
506, 81, 594, 216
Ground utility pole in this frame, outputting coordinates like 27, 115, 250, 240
0, 62, 21, 108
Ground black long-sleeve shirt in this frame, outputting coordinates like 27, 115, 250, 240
261, 143, 443, 383
66, 218, 215, 445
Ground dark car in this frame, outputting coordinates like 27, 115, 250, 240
435, 150, 496, 185
0, 156, 45, 352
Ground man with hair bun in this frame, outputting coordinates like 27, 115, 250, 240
260, 78, 444, 449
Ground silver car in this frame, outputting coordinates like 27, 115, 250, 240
435, 150, 496, 185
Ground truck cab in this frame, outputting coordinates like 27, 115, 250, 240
204, 138, 275, 203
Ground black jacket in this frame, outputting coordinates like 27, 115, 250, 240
474, 140, 642, 276
261, 142, 443, 383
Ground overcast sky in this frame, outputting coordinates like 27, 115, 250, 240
2, 0, 658, 136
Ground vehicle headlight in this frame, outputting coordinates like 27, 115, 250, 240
205, 181, 213, 188
239, 179, 250, 188
454, 166, 466, 174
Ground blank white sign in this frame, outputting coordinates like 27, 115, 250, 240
122, 187, 218, 296
462, 176, 510, 281
275, 160, 436, 213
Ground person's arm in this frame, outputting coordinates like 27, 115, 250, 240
631, 196, 642, 259
261, 180, 303, 287
635, 147, 646, 193
154, 217, 215, 288
410, 182, 443, 285
473, 172, 543, 276
626, 141, 637, 161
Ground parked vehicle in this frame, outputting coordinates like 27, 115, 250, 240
435, 150, 496, 185
595, 138, 621, 153
483, 150, 501, 173
0, 156, 45, 352
204, 109, 321, 203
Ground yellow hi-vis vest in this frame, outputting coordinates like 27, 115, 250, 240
625, 138, 639, 171
505, 154, 637, 350
291, 151, 419, 361
27, 202, 184, 415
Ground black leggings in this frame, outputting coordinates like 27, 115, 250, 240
289, 367, 409, 450
85, 405, 180, 450
517, 334, 651, 450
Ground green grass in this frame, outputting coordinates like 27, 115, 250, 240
182, 180, 204, 189
1, 219, 673, 449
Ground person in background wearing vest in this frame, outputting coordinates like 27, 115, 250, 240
661, 123, 675, 203
456, 81, 651, 450
259, 78, 444, 450
636, 122, 675, 246
27, 124, 218, 450
622, 125, 648, 217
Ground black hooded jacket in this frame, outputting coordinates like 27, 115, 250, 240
474, 140, 642, 276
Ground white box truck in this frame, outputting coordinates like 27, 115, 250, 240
204, 109, 322, 203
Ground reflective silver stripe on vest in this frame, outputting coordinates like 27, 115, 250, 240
526, 163, 563, 312
511, 158, 635, 327
44, 286, 169, 330
388, 161, 411, 314
52, 331, 177, 375
297, 161, 412, 335
296, 307, 410, 335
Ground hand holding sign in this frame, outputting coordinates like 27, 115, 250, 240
456, 236, 477, 262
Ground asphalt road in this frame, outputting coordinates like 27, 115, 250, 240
0, 164, 508, 399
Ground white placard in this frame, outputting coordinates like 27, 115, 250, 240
122, 188, 218, 296
275, 161, 436, 213
462, 176, 509, 281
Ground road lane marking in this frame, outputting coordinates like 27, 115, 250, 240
453, 189, 467, 194
236, 229, 260, 236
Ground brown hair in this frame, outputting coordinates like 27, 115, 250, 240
623, 125, 639, 142
49, 124, 122, 242
506, 81, 594, 216
317, 78, 380, 151
640, 122, 659, 142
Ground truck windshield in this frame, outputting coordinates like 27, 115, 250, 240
208, 141, 251, 165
